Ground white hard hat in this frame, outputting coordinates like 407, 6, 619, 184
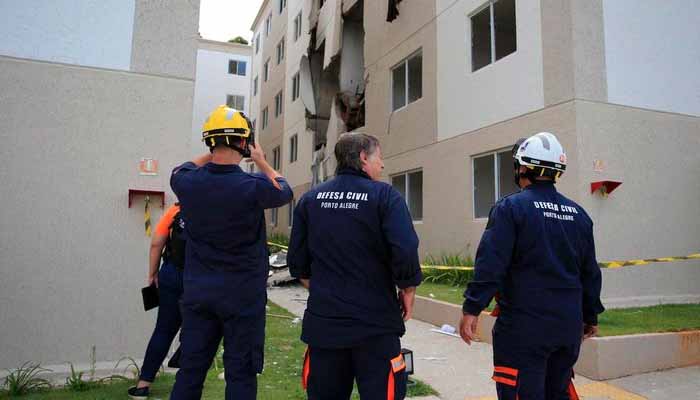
514, 132, 567, 175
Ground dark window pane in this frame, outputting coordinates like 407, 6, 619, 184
238, 61, 246, 75
392, 175, 406, 199
408, 171, 423, 220
392, 63, 406, 110
408, 54, 422, 103
471, 6, 491, 71
494, 0, 517, 60
474, 155, 495, 218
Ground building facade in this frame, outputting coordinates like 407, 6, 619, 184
191, 39, 252, 152
0, 0, 199, 370
249, 0, 700, 263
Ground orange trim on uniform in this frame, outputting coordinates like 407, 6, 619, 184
494, 366, 519, 377
154, 204, 180, 236
387, 354, 405, 400
492, 376, 517, 386
567, 380, 579, 400
302, 347, 310, 390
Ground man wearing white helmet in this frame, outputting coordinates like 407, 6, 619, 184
459, 132, 605, 400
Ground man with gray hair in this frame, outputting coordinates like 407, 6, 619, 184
289, 132, 422, 400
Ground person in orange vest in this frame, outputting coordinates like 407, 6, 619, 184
460, 132, 604, 400
129, 203, 186, 399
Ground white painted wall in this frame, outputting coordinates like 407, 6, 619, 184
436, 0, 544, 140
0, 56, 194, 369
0, 0, 135, 70
282, 0, 313, 187
191, 48, 252, 152
603, 0, 700, 117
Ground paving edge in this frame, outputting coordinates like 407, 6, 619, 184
413, 295, 700, 380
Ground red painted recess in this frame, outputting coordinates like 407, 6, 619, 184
590, 181, 622, 196
128, 189, 165, 208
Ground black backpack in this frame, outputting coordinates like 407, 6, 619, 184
163, 212, 186, 270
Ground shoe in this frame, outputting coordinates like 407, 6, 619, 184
127, 385, 150, 399
168, 347, 182, 368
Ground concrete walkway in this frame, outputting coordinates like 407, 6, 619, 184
268, 285, 700, 400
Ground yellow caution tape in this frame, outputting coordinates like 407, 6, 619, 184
266, 241, 699, 271
144, 196, 152, 237
598, 253, 700, 268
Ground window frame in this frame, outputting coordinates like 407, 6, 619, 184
391, 50, 423, 112
469, 0, 517, 72
264, 59, 270, 81
289, 134, 298, 163
255, 33, 260, 54
228, 60, 246, 76
471, 147, 518, 219
265, 13, 273, 36
262, 106, 269, 130
276, 37, 285, 64
275, 90, 284, 118
390, 168, 423, 222
272, 146, 281, 170
291, 72, 300, 101
253, 75, 258, 96
279, 0, 287, 14
225, 94, 245, 110
293, 11, 303, 41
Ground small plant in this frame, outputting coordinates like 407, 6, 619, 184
268, 233, 290, 253
2, 362, 52, 396
422, 251, 475, 286
65, 363, 92, 392
114, 356, 141, 382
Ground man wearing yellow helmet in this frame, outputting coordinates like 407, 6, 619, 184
168, 105, 293, 400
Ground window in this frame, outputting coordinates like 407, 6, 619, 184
265, 13, 273, 36
271, 208, 278, 226
272, 146, 281, 170
228, 60, 246, 76
470, 0, 516, 72
264, 59, 270, 81
253, 76, 258, 96
288, 199, 296, 228
291, 72, 300, 101
262, 107, 269, 130
473, 149, 519, 218
293, 11, 303, 41
275, 90, 284, 117
279, 0, 287, 13
391, 170, 423, 221
251, 119, 256, 131
276, 37, 285, 64
226, 94, 245, 110
391, 51, 422, 111
289, 134, 298, 163
255, 33, 260, 54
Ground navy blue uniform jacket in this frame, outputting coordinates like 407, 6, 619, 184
171, 162, 293, 314
288, 169, 423, 348
463, 182, 604, 346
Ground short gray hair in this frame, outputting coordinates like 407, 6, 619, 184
334, 132, 380, 173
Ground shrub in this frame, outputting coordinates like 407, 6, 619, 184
3, 362, 52, 396
422, 252, 475, 286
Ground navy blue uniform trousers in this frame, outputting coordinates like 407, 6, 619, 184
169, 298, 264, 400
140, 262, 183, 382
492, 331, 580, 400
304, 335, 407, 400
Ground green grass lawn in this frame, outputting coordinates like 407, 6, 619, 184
417, 282, 495, 311
0, 302, 437, 399
417, 282, 700, 337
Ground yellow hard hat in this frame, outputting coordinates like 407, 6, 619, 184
201, 105, 253, 149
